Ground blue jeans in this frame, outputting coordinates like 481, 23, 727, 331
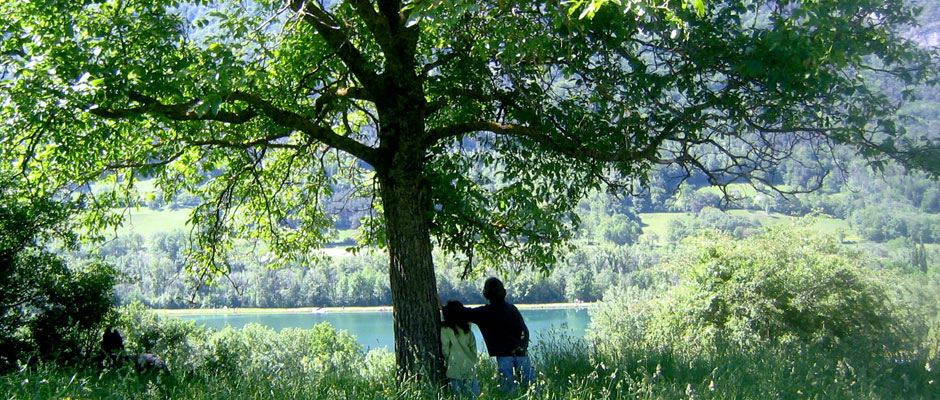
449, 378, 480, 398
496, 356, 535, 395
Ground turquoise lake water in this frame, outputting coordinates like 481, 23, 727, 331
179, 308, 591, 352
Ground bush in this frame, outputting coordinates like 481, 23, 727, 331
928, 312, 940, 364
0, 186, 116, 369
602, 225, 911, 357
597, 214, 641, 245
851, 203, 940, 243
28, 261, 117, 363
114, 305, 364, 379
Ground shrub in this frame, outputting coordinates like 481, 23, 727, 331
651, 226, 907, 354
0, 185, 116, 369
28, 261, 117, 363
597, 224, 912, 359
114, 305, 364, 379
597, 214, 641, 245
928, 312, 940, 364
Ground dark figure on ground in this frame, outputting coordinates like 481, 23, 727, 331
460, 277, 534, 395
441, 300, 480, 397
100, 328, 170, 375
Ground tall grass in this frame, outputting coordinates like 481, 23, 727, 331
3, 328, 936, 399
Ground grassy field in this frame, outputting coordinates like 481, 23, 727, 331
636, 212, 684, 242
114, 207, 193, 237
693, 182, 761, 198
100, 176, 865, 249
638, 210, 861, 245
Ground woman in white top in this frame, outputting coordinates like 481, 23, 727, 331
441, 300, 479, 397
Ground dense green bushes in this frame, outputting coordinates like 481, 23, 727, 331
113, 303, 365, 380
851, 204, 940, 243
0, 186, 117, 370
595, 226, 915, 356
2, 221, 938, 398
586, 225, 938, 398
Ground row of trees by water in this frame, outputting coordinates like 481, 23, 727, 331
78, 228, 658, 309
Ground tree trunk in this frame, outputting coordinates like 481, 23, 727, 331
378, 166, 445, 383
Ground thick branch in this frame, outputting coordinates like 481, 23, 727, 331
348, 0, 393, 50
376, 0, 404, 29
313, 86, 373, 116
377, 0, 418, 67
91, 91, 379, 166
421, 51, 459, 76
288, 0, 382, 90
91, 92, 257, 124
228, 91, 378, 164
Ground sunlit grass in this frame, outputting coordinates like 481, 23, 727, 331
694, 183, 761, 198
638, 210, 862, 245
3, 335, 936, 399
113, 207, 193, 237
637, 212, 691, 243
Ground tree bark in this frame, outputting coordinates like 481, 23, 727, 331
378, 164, 445, 383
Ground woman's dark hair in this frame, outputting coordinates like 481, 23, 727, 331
101, 328, 124, 355
482, 277, 506, 302
441, 300, 470, 334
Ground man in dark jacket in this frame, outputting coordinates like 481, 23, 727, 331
461, 277, 534, 395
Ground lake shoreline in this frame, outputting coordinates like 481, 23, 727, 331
155, 302, 592, 316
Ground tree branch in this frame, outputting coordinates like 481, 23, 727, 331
90, 90, 379, 166
91, 92, 257, 124
421, 50, 460, 76
348, 0, 393, 50
313, 86, 373, 116
227, 91, 379, 165
376, 0, 416, 57
288, 0, 382, 90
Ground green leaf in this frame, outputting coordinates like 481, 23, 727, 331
690, 0, 705, 16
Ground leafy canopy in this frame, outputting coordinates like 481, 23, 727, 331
0, 0, 937, 280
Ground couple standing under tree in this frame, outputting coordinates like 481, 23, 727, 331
441, 277, 535, 397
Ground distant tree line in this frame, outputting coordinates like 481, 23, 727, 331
72, 143, 940, 309
75, 229, 663, 309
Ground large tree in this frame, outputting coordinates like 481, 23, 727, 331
1, 0, 937, 379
